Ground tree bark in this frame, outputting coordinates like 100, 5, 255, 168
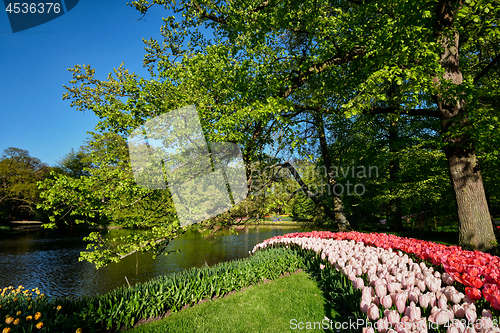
278, 161, 351, 230
434, 0, 497, 251
388, 117, 403, 231
314, 112, 352, 231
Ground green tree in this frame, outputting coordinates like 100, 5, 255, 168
127, 0, 499, 250
38, 133, 183, 268
54, 147, 92, 178
0, 147, 50, 221
49, 0, 500, 270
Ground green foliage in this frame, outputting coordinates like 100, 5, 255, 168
320, 113, 456, 229
0, 147, 51, 222
53, 147, 92, 178
48, 0, 500, 261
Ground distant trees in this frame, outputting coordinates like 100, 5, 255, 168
53, 147, 92, 178
0, 147, 50, 222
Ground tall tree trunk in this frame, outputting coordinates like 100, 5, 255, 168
434, 0, 497, 251
388, 117, 403, 231
315, 112, 352, 231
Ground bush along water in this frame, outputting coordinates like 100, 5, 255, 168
0, 247, 304, 332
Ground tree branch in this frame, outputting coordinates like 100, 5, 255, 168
474, 52, 500, 84
365, 107, 442, 118
276, 162, 340, 217
280, 47, 364, 98
190, 2, 228, 25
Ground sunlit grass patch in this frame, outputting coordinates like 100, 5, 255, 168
128, 271, 338, 333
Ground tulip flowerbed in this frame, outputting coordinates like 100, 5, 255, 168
252, 231, 500, 333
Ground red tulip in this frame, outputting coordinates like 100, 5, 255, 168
465, 287, 482, 300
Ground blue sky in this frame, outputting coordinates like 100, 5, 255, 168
0, 1, 173, 166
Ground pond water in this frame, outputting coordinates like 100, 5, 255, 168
0, 225, 311, 299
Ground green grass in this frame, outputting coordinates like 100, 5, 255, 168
127, 271, 339, 333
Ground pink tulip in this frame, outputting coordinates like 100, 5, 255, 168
354, 277, 365, 289
362, 327, 375, 333
449, 319, 465, 332
449, 291, 462, 304
482, 309, 493, 319
409, 289, 420, 303
447, 326, 459, 333
478, 317, 493, 330
429, 294, 437, 307
419, 293, 430, 308
442, 272, 454, 285
438, 295, 448, 309
368, 304, 380, 321
452, 304, 465, 318
395, 294, 406, 314
417, 280, 426, 292
363, 286, 374, 297
387, 283, 397, 294
404, 305, 411, 318
320, 264, 325, 270
402, 304, 418, 322
428, 279, 439, 292
409, 302, 420, 321
376, 284, 387, 298
397, 316, 413, 333
435, 310, 449, 325
463, 294, 474, 304
465, 307, 476, 323
430, 306, 440, 316
464, 327, 476, 333
372, 296, 380, 306
362, 291, 372, 303
464, 302, 476, 312
414, 318, 427, 332
381, 295, 393, 309
389, 311, 401, 326
406, 276, 416, 289
376, 318, 389, 333
360, 300, 370, 314
445, 309, 454, 321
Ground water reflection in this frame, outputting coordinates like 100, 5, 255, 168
0, 226, 310, 298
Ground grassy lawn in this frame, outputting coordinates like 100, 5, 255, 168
127, 271, 339, 333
